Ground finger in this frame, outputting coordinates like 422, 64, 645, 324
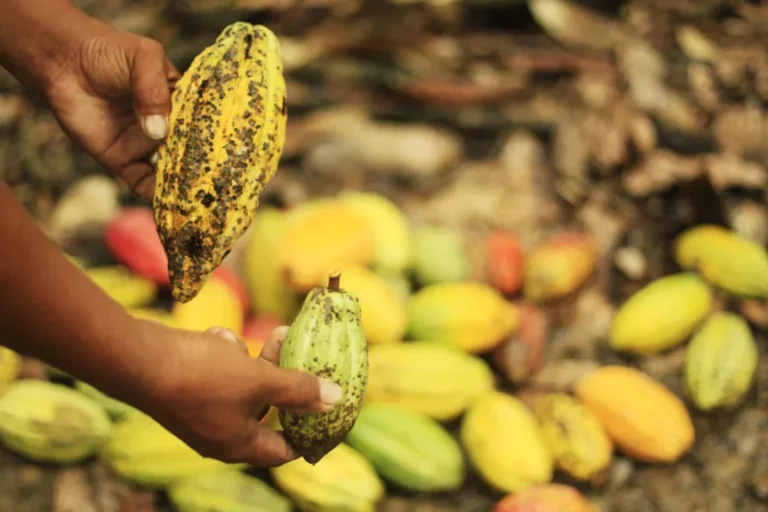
239, 426, 298, 467
167, 60, 181, 92
105, 123, 162, 171
119, 161, 155, 200
131, 38, 172, 140
207, 326, 249, 355
256, 364, 342, 413
257, 326, 290, 366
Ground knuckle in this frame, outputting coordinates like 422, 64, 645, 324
138, 37, 165, 59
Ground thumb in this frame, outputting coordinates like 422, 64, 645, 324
130, 38, 173, 140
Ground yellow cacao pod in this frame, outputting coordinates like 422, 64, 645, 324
270, 443, 384, 512
574, 366, 694, 463
0, 347, 21, 391
685, 311, 758, 411
339, 191, 413, 273
244, 207, 301, 322
102, 412, 241, 489
172, 277, 244, 335
534, 393, 613, 481
524, 233, 597, 303
675, 224, 768, 298
0, 379, 112, 464
407, 282, 519, 353
168, 469, 292, 512
153, 22, 288, 304
365, 342, 495, 421
277, 200, 375, 292
610, 273, 713, 354
461, 391, 553, 493
85, 265, 157, 308
321, 265, 407, 344
129, 307, 177, 327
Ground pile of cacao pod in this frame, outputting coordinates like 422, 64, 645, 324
0, 6, 766, 512
3, 176, 764, 512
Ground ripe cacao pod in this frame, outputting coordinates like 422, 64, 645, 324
346, 403, 464, 492
129, 308, 177, 327
0, 380, 112, 464
104, 207, 169, 285
270, 443, 384, 512
524, 232, 597, 303
85, 265, 157, 308
321, 265, 406, 344
493, 484, 594, 512
365, 342, 494, 421
243, 207, 301, 322
574, 365, 694, 463
339, 191, 413, 273
461, 391, 553, 493
211, 266, 251, 314
279, 272, 368, 464
675, 224, 768, 298
492, 304, 549, 385
102, 412, 240, 489
610, 273, 713, 354
488, 231, 526, 295
168, 469, 292, 512
277, 201, 374, 292
243, 314, 283, 343
533, 393, 613, 481
407, 282, 519, 353
172, 277, 244, 335
685, 311, 758, 411
153, 22, 288, 303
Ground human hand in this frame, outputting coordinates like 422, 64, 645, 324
134, 320, 343, 467
43, 18, 178, 200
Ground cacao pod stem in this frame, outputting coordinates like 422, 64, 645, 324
328, 271, 342, 291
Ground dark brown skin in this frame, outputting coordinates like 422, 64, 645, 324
0, 0, 342, 467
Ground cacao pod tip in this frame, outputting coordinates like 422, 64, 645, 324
328, 271, 342, 291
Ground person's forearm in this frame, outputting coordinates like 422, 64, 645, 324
0, 181, 165, 406
0, 0, 93, 92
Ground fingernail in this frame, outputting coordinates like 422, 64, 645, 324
269, 325, 290, 342
319, 378, 343, 406
207, 326, 239, 343
141, 114, 168, 140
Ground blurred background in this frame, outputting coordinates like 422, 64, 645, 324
0, 0, 767, 511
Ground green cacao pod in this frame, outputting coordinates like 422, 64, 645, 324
685, 311, 759, 411
346, 403, 464, 492
75, 381, 139, 420
168, 469, 292, 512
0, 379, 112, 464
270, 443, 384, 512
365, 342, 494, 421
412, 226, 469, 285
102, 412, 242, 489
279, 271, 368, 464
